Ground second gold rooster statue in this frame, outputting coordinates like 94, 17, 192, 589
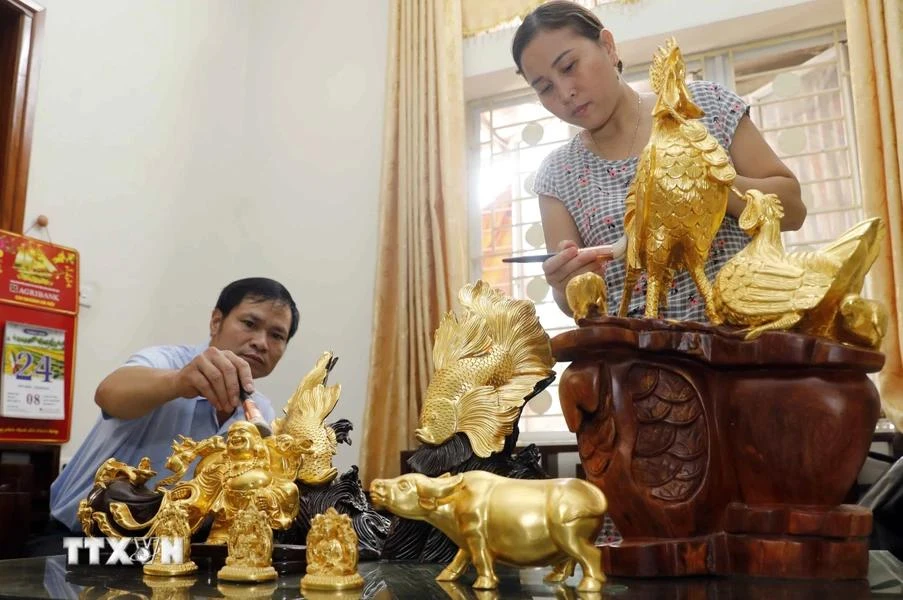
619, 38, 736, 324
713, 189, 887, 347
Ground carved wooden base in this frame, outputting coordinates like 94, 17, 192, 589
601, 504, 872, 579
554, 317, 883, 581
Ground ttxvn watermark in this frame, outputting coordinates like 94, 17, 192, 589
62, 536, 184, 566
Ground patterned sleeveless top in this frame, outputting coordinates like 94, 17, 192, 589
533, 80, 751, 322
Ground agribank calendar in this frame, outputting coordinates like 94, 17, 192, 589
0, 321, 66, 420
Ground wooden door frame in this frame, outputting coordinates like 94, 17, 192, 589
0, 0, 44, 233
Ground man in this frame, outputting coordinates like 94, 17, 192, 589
47, 277, 299, 535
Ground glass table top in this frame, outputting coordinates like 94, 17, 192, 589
2, 551, 903, 599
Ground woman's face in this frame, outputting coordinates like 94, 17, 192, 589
518, 27, 621, 129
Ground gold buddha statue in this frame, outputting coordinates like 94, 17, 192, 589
201, 421, 301, 543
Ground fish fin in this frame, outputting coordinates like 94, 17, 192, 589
432, 312, 493, 371
456, 386, 522, 458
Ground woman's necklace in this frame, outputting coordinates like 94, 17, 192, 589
584, 91, 643, 160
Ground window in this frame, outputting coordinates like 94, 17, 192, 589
467, 26, 859, 438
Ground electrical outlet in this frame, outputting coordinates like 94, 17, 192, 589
79, 283, 94, 308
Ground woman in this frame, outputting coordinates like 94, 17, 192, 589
512, 1, 805, 320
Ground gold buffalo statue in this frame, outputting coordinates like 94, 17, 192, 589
370, 471, 608, 592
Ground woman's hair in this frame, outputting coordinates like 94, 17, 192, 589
512, 1, 623, 75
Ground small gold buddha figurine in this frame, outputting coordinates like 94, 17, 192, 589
217, 503, 278, 583
301, 507, 364, 591
143, 498, 197, 577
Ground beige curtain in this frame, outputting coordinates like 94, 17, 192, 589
360, 0, 469, 486
461, 0, 544, 37
461, 0, 620, 38
842, 0, 903, 424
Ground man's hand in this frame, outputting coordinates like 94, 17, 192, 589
172, 347, 255, 414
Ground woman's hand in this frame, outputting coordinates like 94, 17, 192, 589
543, 240, 611, 295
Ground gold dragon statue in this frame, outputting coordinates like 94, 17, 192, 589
619, 37, 739, 323
77, 352, 347, 543
414, 280, 556, 458
713, 190, 887, 346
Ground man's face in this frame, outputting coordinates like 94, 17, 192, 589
209, 296, 293, 378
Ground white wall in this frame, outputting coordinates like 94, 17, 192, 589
23, 0, 388, 474
240, 0, 388, 473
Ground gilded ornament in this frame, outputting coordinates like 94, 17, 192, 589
619, 38, 735, 323
415, 281, 556, 457
712, 189, 887, 347
272, 351, 342, 486
565, 272, 608, 321
143, 497, 197, 577
301, 507, 364, 591
78, 353, 348, 542
370, 471, 608, 592
217, 504, 278, 582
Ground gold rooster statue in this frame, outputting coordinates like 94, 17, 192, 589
414, 281, 556, 457
619, 38, 736, 323
713, 189, 887, 348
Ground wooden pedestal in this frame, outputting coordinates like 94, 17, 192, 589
554, 316, 883, 579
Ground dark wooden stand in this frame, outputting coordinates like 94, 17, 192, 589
554, 316, 883, 579
0, 443, 60, 558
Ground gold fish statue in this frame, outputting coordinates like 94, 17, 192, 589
371, 471, 608, 592
414, 281, 555, 457
301, 507, 364, 592
272, 351, 342, 485
713, 189, 887, 347
620, 38, 736, 323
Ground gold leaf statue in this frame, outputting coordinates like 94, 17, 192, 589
78, 353, 350, 542
713, 190, 887, 347
217, 503, 278, 582
272, 351, 341, 486
143, 497, 197, 577
371, 471, 608, 592
415, 281, 556, 457
566, 272, 608, 321
620, 38, 735, 323
301, 507, 364, 591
